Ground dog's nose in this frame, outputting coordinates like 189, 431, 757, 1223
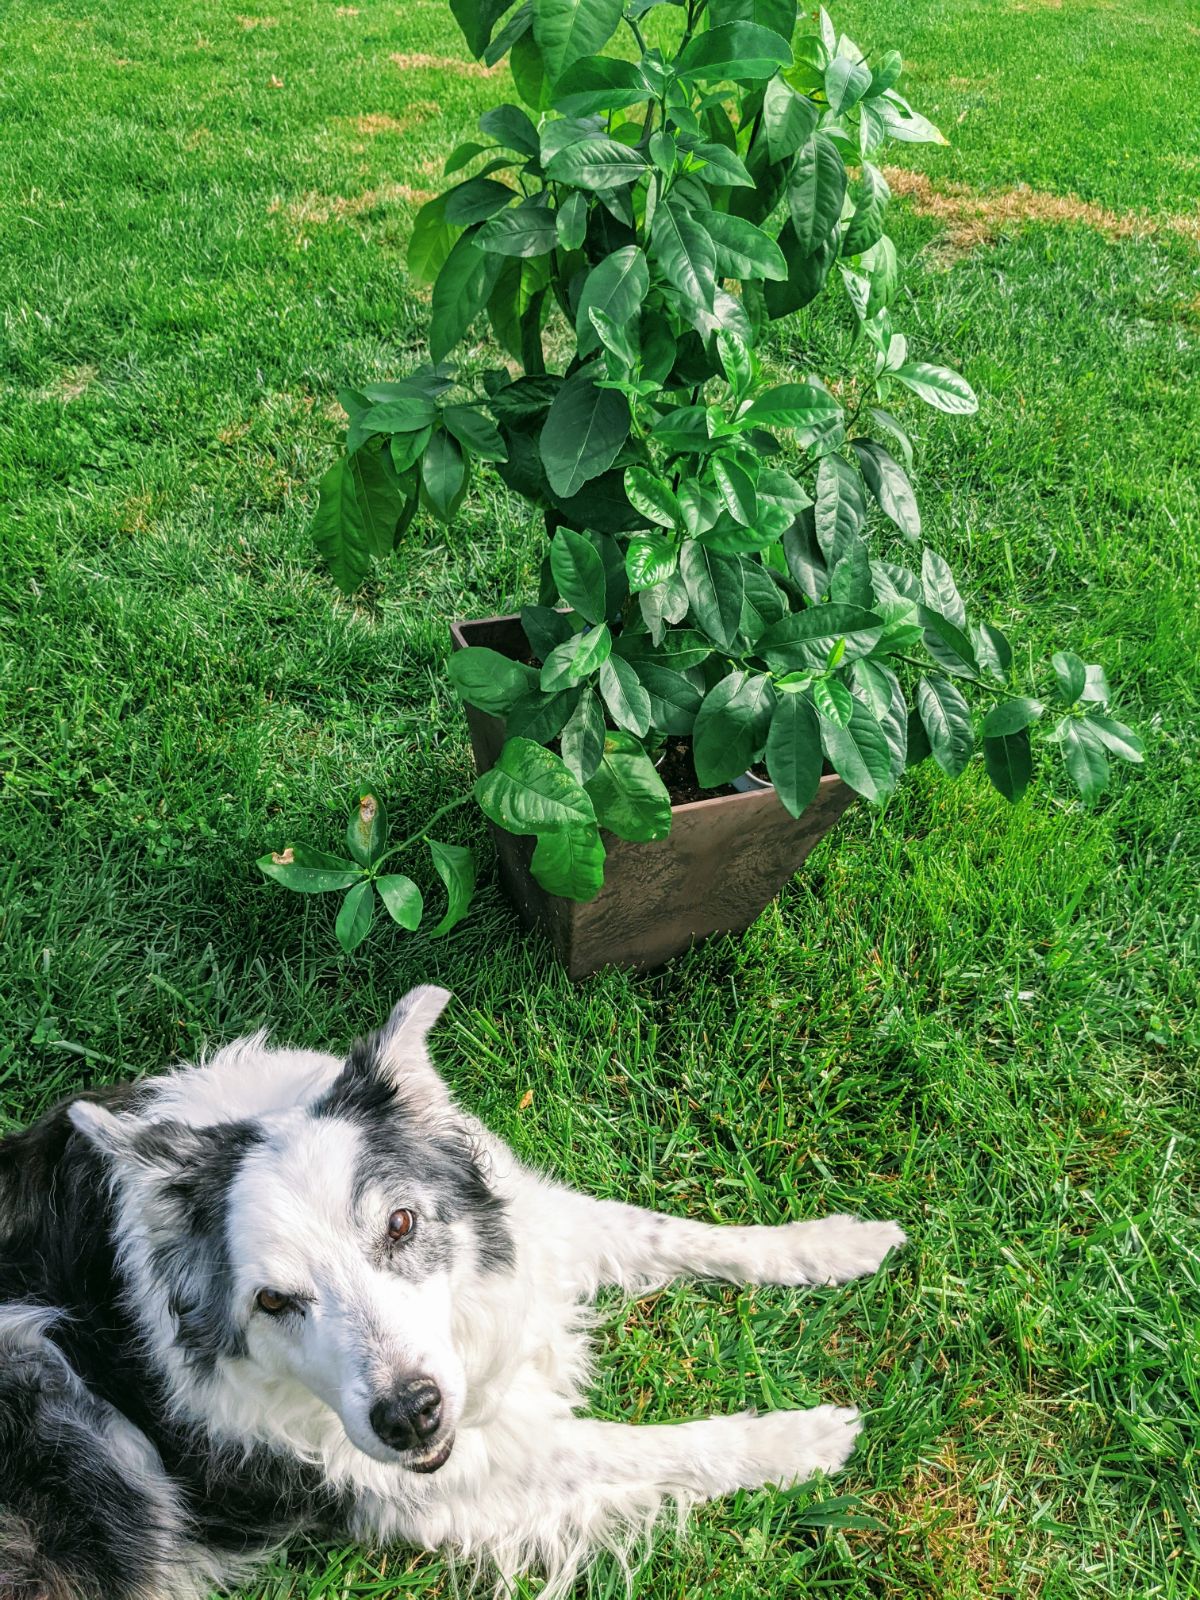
369, 1378, 442, 1451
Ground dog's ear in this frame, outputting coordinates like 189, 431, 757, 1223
68, 1100, 245, 1178
314, 986, 454, 1125
68, 1097, 136, 1160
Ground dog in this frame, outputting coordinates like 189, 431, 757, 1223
0, 986, 905, 1599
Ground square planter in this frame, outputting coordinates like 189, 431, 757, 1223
452, 614, 855, 979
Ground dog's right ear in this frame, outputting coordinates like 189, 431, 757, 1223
313, 986, 454, 1126
68, 1098, 134, 1160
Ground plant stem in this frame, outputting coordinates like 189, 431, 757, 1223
373, 795, 475, 868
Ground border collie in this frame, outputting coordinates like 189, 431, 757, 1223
0, 987, 905, 1599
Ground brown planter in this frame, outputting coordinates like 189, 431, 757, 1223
451, 614, 855, 979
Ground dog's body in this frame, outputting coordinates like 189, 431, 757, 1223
0, 989, 904, 1599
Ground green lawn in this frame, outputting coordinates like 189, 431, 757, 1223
2, 0, 1198, 1595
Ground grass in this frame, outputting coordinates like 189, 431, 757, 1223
1, 0, 1198, 1595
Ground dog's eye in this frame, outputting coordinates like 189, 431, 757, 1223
387, 1208, 415, 1242
256, 1289, 292, 1315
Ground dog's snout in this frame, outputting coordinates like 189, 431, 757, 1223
368, 1378, 442, 1452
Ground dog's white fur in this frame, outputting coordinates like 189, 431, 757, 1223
68, 988, 905, 1597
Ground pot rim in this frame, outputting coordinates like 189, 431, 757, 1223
450, 612, 847, 817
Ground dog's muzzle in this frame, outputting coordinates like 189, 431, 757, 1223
369, 1377, 443, 1454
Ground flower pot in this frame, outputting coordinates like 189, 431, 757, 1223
451, 614, 856, 979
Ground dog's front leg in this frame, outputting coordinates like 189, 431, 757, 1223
550, 1189, 905, 1293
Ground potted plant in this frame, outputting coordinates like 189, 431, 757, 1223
260, 1, 1144, 976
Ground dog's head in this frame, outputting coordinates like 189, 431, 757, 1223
70, 987, 512, 1473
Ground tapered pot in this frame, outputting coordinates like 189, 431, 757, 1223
451, 614, 856, 979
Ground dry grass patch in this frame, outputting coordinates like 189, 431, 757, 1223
268, 182, 435, 239
36, 364, 98, 404
884, 167, 1200, 252
237, 14, 279, 27
348, 104, 440, 137
390, 51, 504, 77
860, 1449, 1018, 1595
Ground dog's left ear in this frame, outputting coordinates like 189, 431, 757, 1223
317, 986, 454, 1125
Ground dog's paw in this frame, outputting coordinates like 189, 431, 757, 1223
749, 1405, 862, 1488
772, 1215, 906, 1285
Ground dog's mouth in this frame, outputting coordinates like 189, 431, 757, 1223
406, 1433, 454, 1474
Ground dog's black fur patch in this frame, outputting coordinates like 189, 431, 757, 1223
0, 1092, 349, 1599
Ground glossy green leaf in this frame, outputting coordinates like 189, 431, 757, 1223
651, 200, 717, 311
599, 653, 652, 736
921, 548, 967, 629
429, 233, 503, 361
442, 405, 508, 462
257, 845, 363, 894
1062, 719, 1108, 801
1085, 714, 1144, 763
758, 603, 883, 670
626, 532, 679, 591
762, 74, 819, 161
506, 687, 578, 742
560, 688, 607, 782
630, 662, 705, 734
335, 880, 375, 953
540, 368, 630, 500
1052, 650, 1087, 705
541, 624, 612, 689
556, 188, 588, 249
693, 670, 776, 787
842, 162, 890, 256
427, 840, 477, 935
814, 452, 866, 556
765, 693, 823, 818
532, 0, 624, 84
983, 728, 1032, 801
450, 648, 540, 720
825, 53, 871, 115
917, 675, 973, 776
550, 525, 609, 622
743, 382, 841, 433
788, 132, 847, 253
421, 430, 468, 520
477, 195, 559, 256
584, 730, 671, 840
553, 54, 647, 115
850, 438, 918, 538
475, 736, 598, 836
676, 22, 793, 81
529, 821, 606, 900
544, 137, 647, 188
444, 177, 520, 226
679, 541, 745, 649
575, 247, 649, 351
376, 874, 424, 931
981, 697, 1043, 738
696, 208, 787, 281
892, 361, 978, 415
820, 698, 894, 802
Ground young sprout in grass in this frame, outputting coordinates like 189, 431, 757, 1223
286, 0, 1145, 922
258, 792, 476, 954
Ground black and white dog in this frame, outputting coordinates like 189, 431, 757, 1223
0, 987, 905, 1599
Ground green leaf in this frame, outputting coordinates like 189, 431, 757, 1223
561, 688, 607, 782
540, 368, 630, 500
764, 220, 839, 317
310, 458, 369, 595
651, 200, 717, 312
408, 194, 459, 286
920, 607, 979, 679
529, 822, 606, 900
788, 132, 847, 253
814, 452, 866, 556
475, 736, 598, 836
630, 662, 704, 734
575, 247, 649, 351
346, 791, 388, 867
762, 74, 819, 162
825, 53, 871, 115
693, 670, 776, 787
377, 874, 424, 931
421, 430, 467, 520
553, 54, 647, 115
541, 624, 612, 689
478, 101, 541, 154
451, 0, 523, 56
532, 0, 624, 84
639, 572, 691, 642
743, 382, 842, 433
444, 177, 520, 226
679, 541, 745, 649
1080, 663, 1111, 705
556, 188, 588, 249
599, 653, 652, 737
983, 728, 1032, 801
892, 362, 978, 415
696, 208, 787, 282
427, 840, 476, 935
550, 526, 609, 623
625, 467, 680, 531
812, 676, 853, 726
521, 603, 574, 660
842, 162, 890, 256
506, 687, 578, 742
921, 548, 967, 629
981, 697, 1042, 738
820, 698, 894, 802
584, 730, 672, 840
1062, 720, 1108, 802
676, 22, 793, 82
477, 195, 559, 256
1051, 650, 1087, 705
972, 620, 1012, 681
544, 137, 647, 188
430, 233, 503, 361
765, 693, 823, 818
783, 514, 827, 602
449, 645, 539, 713
443, 405, 508, 462
335, 880, 375, 953
849, 437, 919, 539
713, 456, 757, 526
1085, 714, 1144, 763
626, 531, 678, 591
257, 845, 363, 894
917, 675, 973, 776
758, 604, 883, 671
